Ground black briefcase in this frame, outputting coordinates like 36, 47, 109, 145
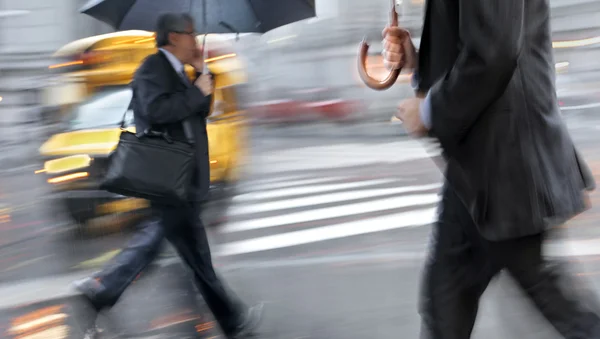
101, 127, 195, 205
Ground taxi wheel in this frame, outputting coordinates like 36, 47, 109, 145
63, 199, 96, 229
68, 209, 94, 226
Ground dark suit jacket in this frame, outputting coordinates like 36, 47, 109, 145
131, 51, 212, 202
416, 0, 596, 240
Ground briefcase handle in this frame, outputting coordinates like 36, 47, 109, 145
116, 110, 171, 143
140, 128, 174, 144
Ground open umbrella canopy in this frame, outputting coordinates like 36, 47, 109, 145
80, 0, 316, 34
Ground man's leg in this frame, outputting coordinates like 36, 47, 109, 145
158, 203, 260, 337
73, 218, 165, 309
489, 233, 600, 338
420, 186, 498, 339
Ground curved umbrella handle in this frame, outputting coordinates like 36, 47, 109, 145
358, 0, 401, 91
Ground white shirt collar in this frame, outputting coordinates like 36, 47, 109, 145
159, 48, 185, 74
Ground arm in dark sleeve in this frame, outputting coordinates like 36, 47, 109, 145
135, 59, 211, 125
193, 71, 215, 119
428, 0, 525, 153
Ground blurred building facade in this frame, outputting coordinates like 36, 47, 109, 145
253, 0, 416, 122
0, 0, 110, 59
256, 0, 600, 122
0, 0, 111, 160
0, 0, 110, 109
0, 0, 598, 121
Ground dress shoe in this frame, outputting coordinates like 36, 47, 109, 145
229, 302, 264, 338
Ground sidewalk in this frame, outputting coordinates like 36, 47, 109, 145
250, 120, 408, 140
248, 103, 600, 141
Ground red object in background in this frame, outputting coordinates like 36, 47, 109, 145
248, 87, 365, 123
248, 100, 305, 120
304, 99, 364, 119
294, 88, 363, 121
249, 99, 363, 123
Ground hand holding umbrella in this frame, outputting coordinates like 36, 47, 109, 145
358, 0, 403, 91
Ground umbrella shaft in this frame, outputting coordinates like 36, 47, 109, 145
202, 35, 209, 74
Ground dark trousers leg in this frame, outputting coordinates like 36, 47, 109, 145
94, 218, 165, 308
420, 185, 600, 339
156, 203, 245, 335
489, 234, 600, 338
419, 185, 498, 339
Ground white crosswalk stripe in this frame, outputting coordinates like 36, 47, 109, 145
215, 172, 442, 256
229, 183, 442, 215
239, 176, 350, 192
217, 208, 437, 257
223, 193, 440, 233
233, 178, 397, 202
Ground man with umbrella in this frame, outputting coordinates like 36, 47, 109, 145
382, 0, 600, 338
73, 13, 263, 339
73, 1, 316, 337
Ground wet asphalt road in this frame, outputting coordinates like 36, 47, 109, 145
2, 111, 600, 338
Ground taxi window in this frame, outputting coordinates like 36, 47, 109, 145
68, 87, 133, 130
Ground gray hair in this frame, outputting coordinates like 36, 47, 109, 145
155, 13, 195, 47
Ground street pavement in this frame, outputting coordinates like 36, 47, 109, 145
2, 114, 600, 338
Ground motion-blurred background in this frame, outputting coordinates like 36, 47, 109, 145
2, 0, 600, 338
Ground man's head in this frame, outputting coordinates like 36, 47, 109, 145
155, 13, 198, 64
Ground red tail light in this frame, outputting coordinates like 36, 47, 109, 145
80, 51, 111, 65
49, 51, 111, 70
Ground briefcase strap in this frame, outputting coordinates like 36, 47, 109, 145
181, 119, 195, 145
119, 100, 133, 129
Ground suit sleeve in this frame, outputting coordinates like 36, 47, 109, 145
135, 58, 211, 125
428, 0, 525, 153
193, 71, 215, 119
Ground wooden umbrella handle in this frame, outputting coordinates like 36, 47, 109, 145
357, 0, 401, 91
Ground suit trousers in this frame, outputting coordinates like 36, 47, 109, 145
93, 217, 165, 308
92, 202, 244, 335
419, 184, 600, 339
152, 201, 246, 335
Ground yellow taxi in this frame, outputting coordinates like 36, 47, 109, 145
38, 31, 248, 226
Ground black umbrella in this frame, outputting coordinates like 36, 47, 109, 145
80, 0, 316, 34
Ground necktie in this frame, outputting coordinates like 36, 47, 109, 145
179, 70, 191, 86
177, 69, 196, 142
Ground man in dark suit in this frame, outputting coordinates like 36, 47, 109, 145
383, 1, 600, 337
72, 13, 262, 339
